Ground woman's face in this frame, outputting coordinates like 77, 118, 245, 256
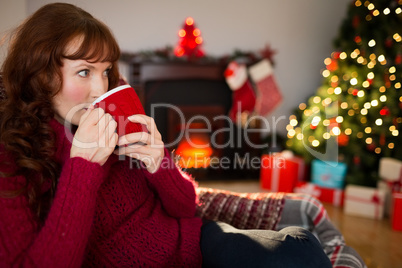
53, 39, 112, 126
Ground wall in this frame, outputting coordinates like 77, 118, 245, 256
1, 0, 352, 136
0, 0, 26, 67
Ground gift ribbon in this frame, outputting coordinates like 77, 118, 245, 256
271, 156, 279, 192
333, 190, 343, 206
347, 192, 383, 219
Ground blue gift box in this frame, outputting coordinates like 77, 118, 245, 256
311, 160, 347, 189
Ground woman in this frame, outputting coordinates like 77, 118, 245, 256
0, 3, 332, 267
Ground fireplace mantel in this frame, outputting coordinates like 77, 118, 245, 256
125, 59, 262, 180
128, 61, 227, 106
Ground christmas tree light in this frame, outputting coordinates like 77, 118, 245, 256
286, 0, 402, 186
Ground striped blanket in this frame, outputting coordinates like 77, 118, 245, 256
196, 187, 366, 268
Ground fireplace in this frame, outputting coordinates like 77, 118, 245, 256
128, 61, 262, 179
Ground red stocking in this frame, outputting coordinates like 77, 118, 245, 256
249, 59, 282, 116
224, 61, 256, 122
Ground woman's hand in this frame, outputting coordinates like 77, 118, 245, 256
114, 115, 165, 173
70, 105, 118, 166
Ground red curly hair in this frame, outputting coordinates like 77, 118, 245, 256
0, 3, 121, 221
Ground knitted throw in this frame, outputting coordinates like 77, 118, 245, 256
196, 187, 285, 230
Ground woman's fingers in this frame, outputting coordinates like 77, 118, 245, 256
127, 114, 162, 140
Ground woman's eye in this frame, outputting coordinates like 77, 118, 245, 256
78, 70, 90, 77
103, 68, 111, 77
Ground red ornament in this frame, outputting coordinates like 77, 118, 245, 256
396, 54, 402, 65
352, 89, 359, 96
380, 107, 390, 116
367, 143, 376, 151
332, 52, 341, 59
385, 38, 393, 48
353, 156, 361, 165
338, 133, 349, 146
352, 15, 360, 28
354, 36, 362, 44
380, 134, 386, 146
174, 17, 205, 59
326, 59, 338, 72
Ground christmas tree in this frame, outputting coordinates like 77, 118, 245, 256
286, 0, 402, 187
174, 17, 205, 59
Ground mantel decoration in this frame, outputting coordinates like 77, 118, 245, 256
174, 17, 205, 59
120, 44, 276, 67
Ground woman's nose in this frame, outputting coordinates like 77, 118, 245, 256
90, 78, 108, 100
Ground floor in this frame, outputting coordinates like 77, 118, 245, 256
197, 179, 402, 268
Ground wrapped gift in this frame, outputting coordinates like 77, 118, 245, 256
344, 185, 386, 220
378, 157, 402, 193
311, 160, 347, 189
391, 193, 402, 231
294, 182, 344, 207
260, 151, 300, 192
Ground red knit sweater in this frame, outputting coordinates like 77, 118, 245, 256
0, 119, 203, 267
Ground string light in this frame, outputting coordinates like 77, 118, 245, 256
375, 118, 383, 125
336, 116, 344, 123
311, 116, 321, 126
341, 102, 348, 109
368, 39, 376, 47
299, 103, 307, 110
350, 78, 358, 85
296, 133, 303, 140
290, 118, 298, 126
312, 140, 320, 147
340, 52, 347, 59
393, 33, 402, 42
345, 128, 352, 135
332, 127, 341, 136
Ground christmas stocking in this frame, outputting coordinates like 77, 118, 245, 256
248, 59, 282, 116
224, 61, 256, 122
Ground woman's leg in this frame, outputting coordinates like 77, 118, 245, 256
200, 221, 332, 268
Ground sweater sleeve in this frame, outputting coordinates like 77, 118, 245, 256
142, 149, 198, 219
0, 157, 106, 268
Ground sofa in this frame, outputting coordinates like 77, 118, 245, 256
196, 187, 366, 268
